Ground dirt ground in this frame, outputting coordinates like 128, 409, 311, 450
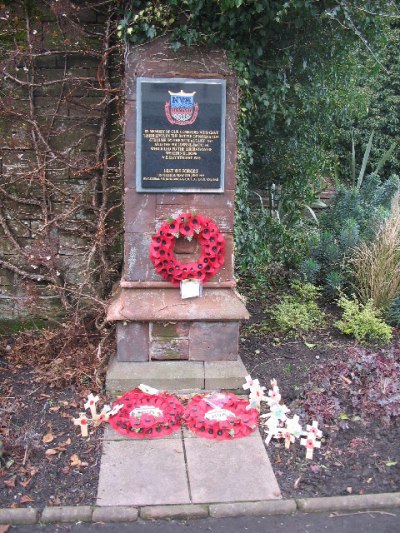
0, 285, 399, 508
240, 286, 400, 499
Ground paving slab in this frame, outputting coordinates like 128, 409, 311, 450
184, 432, 281, 503
97, 439, 190, 506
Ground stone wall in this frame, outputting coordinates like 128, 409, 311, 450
0, 2, 122, 322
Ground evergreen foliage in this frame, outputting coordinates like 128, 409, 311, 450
301, 167, 400, 294
336, 295, 392, 344
354, 22, 400, 178
271, 281, 325, 335
387, 294, 400, 327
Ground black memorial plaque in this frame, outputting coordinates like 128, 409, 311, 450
136, 77, 226, 193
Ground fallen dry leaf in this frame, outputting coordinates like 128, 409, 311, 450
294, 476, 302, 489
3, 477, 16, 489
70, 454, 81, 467
42, 433, 54, 444
19, 495, 34, 504
59, 438, 71, 447
19, 479, 31, 489
45, 448, 58, 456
49, 406, 60, 413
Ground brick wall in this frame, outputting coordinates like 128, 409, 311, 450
0, 2, 122, 322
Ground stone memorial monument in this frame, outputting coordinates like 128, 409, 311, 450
106, 38, 249, 394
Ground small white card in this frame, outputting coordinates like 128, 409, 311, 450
180, 279, 202, 299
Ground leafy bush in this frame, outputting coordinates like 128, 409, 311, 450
350, 202, 400, 310
271, 282, 324, 334
300, 345, 400, 424
335, 295, 392, 344
302, 171, 400, 297
386, 294, 400, 327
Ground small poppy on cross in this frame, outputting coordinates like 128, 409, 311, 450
300, 434, 321, 460
305, 420, 322, 439
73, 413, 89, 437
84, 393, 99, 419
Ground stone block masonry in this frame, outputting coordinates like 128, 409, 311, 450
117, 320, 239, 362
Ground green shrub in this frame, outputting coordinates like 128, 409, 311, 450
271, 282, 325, 334
335, 295, 392, 344
386, 294, 400, 326
349, 204, 400, 310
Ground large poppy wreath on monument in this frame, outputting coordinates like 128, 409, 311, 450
149, 212, 225, 286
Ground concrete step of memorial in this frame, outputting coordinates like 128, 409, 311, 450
106, 356, 248, 397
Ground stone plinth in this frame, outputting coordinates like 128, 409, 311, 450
106, 356, 249, 397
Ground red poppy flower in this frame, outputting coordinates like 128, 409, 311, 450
165, 219, 180, 235
191, 215, 204, 234
179, 219, 194, 237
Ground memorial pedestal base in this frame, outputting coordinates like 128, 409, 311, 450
107, 287, 249, 362
106, 287, 249, 393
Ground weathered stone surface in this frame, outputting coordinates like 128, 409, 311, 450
125, 37, 235, 101
97, 439, 190, 506
106, 357, 204, 395
156, 190, 235, 209
140, 504, 209, 520
124, 141, 136, 189
150, 338, 189, 360
156, 206, 233, 233
184, 432, 281, 503
125, 189, 156, 233
297, 492, 400, 513
41, 506, 93, 523
173, 238, 201, 255
124, 102, 136, 142
151, 321, 190, 339
225, 104, 238, 146
204, 358, 248, 390
189, 322, 239, 361
224, 142, 237, 191
0, 508, 38, 525
107, 289, 249, 322
92, 506, 138, 523
117, 322, 149, 362
209, 500, 296, 518
124, 233, 159, 281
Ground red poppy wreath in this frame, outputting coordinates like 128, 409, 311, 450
149, 212, 225, 286
183, 392, 259, 440
108, 389, 184, 439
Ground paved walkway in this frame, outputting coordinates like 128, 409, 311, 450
96, 426, 281, 507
